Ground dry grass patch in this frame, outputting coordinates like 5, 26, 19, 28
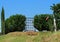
6, 31, 38, 36
6, 32, 26, 36
26, 31, 38, 36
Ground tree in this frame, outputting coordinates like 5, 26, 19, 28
34, 14, 53, 31
1, 7, 5, 34
51, 3, 60, 19
51, 3, 60, 14
51, 3, 60, 31
5, 14, 26, 34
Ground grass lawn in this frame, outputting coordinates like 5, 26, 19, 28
0, 31, 60, 42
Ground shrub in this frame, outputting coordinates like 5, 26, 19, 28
5, 14, 26, 34
34, 14, 53, 31
56, 20, 60, 30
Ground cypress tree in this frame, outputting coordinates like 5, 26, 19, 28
1, 7, 5, 34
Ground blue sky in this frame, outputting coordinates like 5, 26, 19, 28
0, 0, 60, 19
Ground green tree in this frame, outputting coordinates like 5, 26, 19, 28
51, 3, 60, 14
34, 14, 53, 31
1, 7, 5, 34
5, 14, 26, 34
51, 3, 60, 19
51, 3, 60, 30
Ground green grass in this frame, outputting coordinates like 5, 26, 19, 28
0, 31, 60, 42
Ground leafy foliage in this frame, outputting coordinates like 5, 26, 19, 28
56, 20, 60, 30
54, 13, 60, 19
5, 14, 26, 33
34, 14, 53, 31
51, 3, 60, 14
